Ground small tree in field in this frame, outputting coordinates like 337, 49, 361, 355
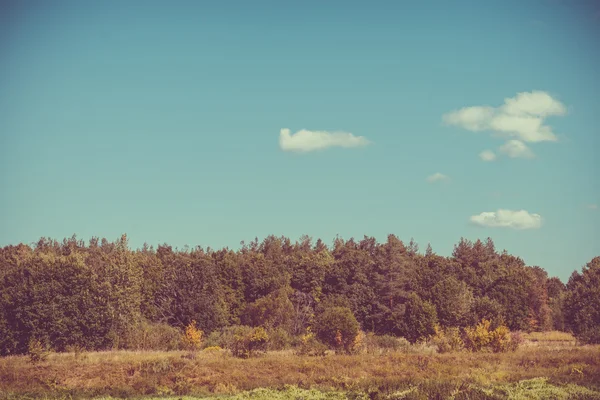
314, 306, 359, 354
182, 320, 203, 351
27, 338, 49, 364
230, 326, 269, 358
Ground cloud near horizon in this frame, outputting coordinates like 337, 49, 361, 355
426, 172, 450, 183
279, 128, 370, 152
470, 209, 542, 230
443, 91, 566, 143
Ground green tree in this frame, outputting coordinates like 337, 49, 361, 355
547, 276, 566, 331
396, 293, 438, 343
314, 306, 360, 353
431, 276, 473, 327
369, 234, 413, 334
243, 287, 294, 331
155, 245, 227, 333
564, 257, 600, 344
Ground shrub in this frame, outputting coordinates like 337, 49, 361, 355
121, 320, 182, 351
463, 319, 493, 352
432, 326, 464, 353
314, 306, 359, 354
267, 327, 293, 351
350, 330, 367, 354
463, 319, 518, 353
489, 324, 512, 353
363, 334, 411, 355
295, 327, 327, 356
229, 325, 269, 358
203, 330, 226, 349
182, 320, 203, 351
27, 338, 49, 364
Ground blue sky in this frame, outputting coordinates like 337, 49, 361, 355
1, 0, 598, 280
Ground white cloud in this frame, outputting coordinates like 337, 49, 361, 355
279, 128, 370, 152
499, 140, 535, 159
427, 172, 449, 183
587, 204, 598, 210
443, 106, 494, 131
479, 150, 497, 161
470, 209, 542, 230
502, 91, 566, 117
443, 90, 565, 143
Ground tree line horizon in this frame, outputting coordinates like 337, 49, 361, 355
1, 233, 598, 355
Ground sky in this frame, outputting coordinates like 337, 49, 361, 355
1, 0, 598, 281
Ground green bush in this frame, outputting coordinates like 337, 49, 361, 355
314, 306, 360, 354
121, 320, 182, 351
267, 327, 293, 351
295, 328, 328, 356
228, 325, 269, 358
432, 326, 464, 353
364, 333, 409, 354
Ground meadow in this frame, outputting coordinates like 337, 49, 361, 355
1, 333, 599, 400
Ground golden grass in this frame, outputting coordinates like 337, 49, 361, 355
1, 345, 599, 399
521, 330, 577, 343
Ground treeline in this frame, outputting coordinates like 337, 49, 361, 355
1, 234, 598, 355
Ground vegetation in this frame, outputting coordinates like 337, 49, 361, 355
564, 257, 600, 344
0, 339, 599, 399
314, 306, 360, 354
1, 234, 599, 397
3, 234, 596, 356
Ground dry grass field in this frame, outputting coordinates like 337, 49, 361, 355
0, 333, 599, 399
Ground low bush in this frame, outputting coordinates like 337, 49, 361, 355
120, 320, 182, 351
27, 338, 49, 364
229, 325, 269, 358
364, 333, 402, 354
267, 327, 293, 351
463, 319, 519, 353
202, 326, 239, 349
431, 326, 464, 353
314, 306, 359, 354
181, 320, 203, 351
295, 327, 327, 356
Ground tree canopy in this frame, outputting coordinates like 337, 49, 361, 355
0, 234, 597, 355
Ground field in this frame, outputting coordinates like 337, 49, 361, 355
1, 333, 599, 399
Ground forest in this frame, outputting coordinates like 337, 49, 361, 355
1, 233, 598, 358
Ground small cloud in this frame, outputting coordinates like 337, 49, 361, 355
587, 204, 598, 210
470, 209, 542, 230
479, 150, 497, 162
443, 90, 566, 143
279, 128, 370, 153
427, 172, 450, 183
499, 140, 535, 159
